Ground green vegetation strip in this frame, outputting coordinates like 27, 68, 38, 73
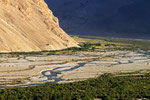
0, 73, 150, 100
78, 36, 150, 50
0, 36, 150, 55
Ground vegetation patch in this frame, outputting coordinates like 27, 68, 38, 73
0, 36, 150, 56
0, 73, 150, 99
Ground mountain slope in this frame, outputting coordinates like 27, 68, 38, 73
0, 0, 78, 52
45, 0, 150, 39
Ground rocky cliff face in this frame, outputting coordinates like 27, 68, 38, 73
0, 0, 78, 52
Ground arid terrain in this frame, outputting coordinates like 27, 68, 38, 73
0, 48, 150, 88
0, 35, 150, 99
0, 0, 150, 99
0, 0, 77, 52
0, 1, 149, 88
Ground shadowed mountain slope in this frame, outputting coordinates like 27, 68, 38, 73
45, 0, 150, 39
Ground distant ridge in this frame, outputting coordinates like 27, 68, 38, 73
45, 0, 150, 39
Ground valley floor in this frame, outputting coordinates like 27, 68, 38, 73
0, 50, 150, 88
0, 36, 150, 88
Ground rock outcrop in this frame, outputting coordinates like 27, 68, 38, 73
0, 0, 78, 52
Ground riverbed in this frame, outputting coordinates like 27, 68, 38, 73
0, 51, 150, 88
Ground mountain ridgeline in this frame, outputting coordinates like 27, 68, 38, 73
45, 0, 150, 40
0, 0, 78, 52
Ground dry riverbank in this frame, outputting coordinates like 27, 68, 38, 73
0, 51, 149, 88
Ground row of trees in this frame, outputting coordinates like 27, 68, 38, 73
0, 73, 150, 100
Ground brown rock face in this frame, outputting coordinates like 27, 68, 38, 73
0, 0, 78, 52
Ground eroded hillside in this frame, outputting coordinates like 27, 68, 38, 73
0, 0, 78, 52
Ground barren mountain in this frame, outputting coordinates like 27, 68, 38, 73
46, 0, 150, 39
0, 0, 78, 52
